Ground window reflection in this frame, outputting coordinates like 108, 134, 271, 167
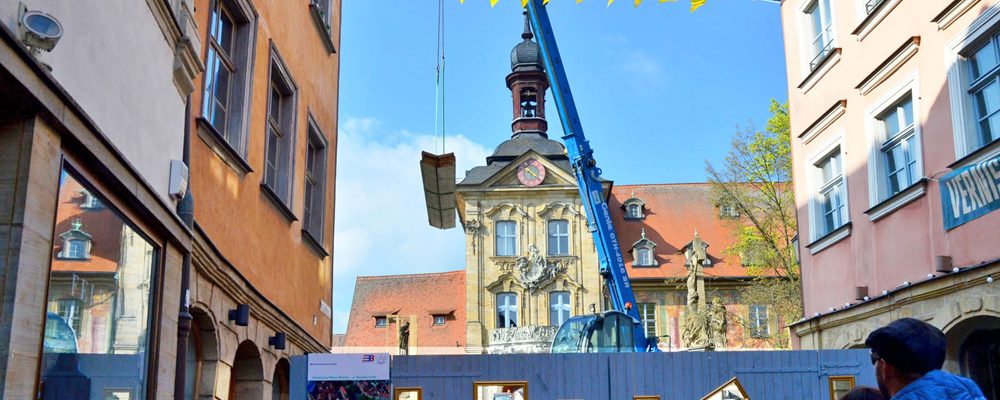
39, 170, 157, 399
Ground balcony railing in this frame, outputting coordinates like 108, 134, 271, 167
865, 0, 887, 14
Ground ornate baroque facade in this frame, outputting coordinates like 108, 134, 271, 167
457, 16, 605, 354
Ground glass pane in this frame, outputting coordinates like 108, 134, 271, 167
900, 97, 914, 128
882, 108, 900, 137
202, 50, 218, 118
976, 81, 1000, 119
41, 170, 156, 399
269, 85, 282, 124
971, 40, 999, 81
218, 9, 235, 57
989, 112, 1000, 143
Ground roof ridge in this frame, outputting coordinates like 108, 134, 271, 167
356, 270, 465, 280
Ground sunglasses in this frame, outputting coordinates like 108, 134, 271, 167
870, 350, 881, 365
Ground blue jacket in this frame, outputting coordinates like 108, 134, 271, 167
892, 370, 986, 400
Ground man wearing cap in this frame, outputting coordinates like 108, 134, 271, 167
865, 318, 985, 399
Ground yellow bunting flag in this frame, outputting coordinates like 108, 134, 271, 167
522, 0, 529, 6
491, 0, 500, 7
634, 0, 641, 7
691, 0, 706, 11
460, 0, 704, 10
607, 0, 614, 7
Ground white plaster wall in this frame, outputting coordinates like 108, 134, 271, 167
1, 0, 185, 205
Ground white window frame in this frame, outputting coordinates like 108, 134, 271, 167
798, 0, 837, 73
749, 305, 770, 338
549, 291, 571, 327
865, 72, 924, 206
946, 6, 1000, 162
807, 132, 850, 242
639, 302, 657, 338
637, 247, 653, 266
433, 315, 446, 326
495, 221, 517, 256
497, 292, 519, 328
627, 204, 641, 219
547, 219, 570, 256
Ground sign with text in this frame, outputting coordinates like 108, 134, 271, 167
941, 153, 1000, 230
307, 353, 390, 381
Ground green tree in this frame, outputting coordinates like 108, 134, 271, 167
706, 99, 800, 348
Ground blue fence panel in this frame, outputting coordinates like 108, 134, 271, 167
291, 350, 875, 400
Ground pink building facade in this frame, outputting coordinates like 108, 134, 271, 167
781, 0, 1000, 395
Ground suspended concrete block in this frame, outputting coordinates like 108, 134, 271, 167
420, 151, 456, 229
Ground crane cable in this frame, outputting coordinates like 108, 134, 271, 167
434, 0, 447, 154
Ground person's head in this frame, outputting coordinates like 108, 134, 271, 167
865, 318, 946, 397
839, 386, 884, 400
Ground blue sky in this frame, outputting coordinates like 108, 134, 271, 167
332, 0, 788, 333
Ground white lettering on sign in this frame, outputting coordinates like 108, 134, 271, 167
946, 158, 1000, 221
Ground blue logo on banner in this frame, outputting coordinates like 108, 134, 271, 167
940, 153, 1000, 230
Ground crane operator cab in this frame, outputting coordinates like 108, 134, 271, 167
550, 311, 655, 353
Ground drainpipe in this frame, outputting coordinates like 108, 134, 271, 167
174, 95, 195, 400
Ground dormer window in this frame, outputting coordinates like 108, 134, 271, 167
520, 88, 538, 118
433, 315, 446, 326
80, 189, 102, 209
57, 219, 92, 260
630, 228, 657, 267
719, 203, 739, 219
621, 193, 646, 220
374, 316, 387, 328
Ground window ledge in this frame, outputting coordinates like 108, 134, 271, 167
631, 262, 659, 268
799, 100, 847, 145
260, 183, 298, 222
302, 229, 329, 258
855, 36, 919, 95
798, 48, 842, 93
865, 179, 928, 222
806, 222, 852, 255
852, 0, 901, 40
950, 137, 1000, 170
933, 0, 981, 30
196, 117, 253, 176
309, 3, 337, 54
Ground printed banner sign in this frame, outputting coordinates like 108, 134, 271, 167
940, 153, 1000, 230
307, 353, 390, 381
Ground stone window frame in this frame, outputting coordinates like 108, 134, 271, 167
549, 291, 571, 327
496, 292, 519, 328
546, 219, 570, 256
261, 43, 299, 221
494, 220, 518, 257
301, 115, 329, 255
199, 0, 258, 171
621, 197, 646, 220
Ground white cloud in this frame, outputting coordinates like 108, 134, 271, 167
619, 50, 664, 86
332, 117, 490, 333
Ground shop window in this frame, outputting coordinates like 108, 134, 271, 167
39, 169, 158, 399
474, 381, 527, 400
829, 376, 855, 399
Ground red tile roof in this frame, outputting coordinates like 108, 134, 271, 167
51, 178, 123, 274
610, 183, 751, 281
343, 271, 466, 349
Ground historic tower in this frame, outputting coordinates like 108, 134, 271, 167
455, 14, 605, 354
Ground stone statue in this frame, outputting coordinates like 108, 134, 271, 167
681, 232, 712, 349
709, 297, 727, 350
399, 320, 410, 355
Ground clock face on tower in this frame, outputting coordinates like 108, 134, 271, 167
517, 158, 546, 187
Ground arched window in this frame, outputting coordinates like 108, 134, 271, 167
496, 292, 519, 328
495, 221, 517, 256
183, 318, 203, 400
520, 88, 538, 118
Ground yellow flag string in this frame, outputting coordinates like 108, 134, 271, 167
464, 0, 705, 9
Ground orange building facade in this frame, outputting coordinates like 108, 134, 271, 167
184, 0, 341, 398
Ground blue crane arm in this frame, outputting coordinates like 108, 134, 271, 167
525, 0, 650, 351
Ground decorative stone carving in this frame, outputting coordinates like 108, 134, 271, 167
681, 232, 712, 349
709, 297, 727, 350
487, 326, 559, 354
516, 244, 565, 292
466, 219, 482, 254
